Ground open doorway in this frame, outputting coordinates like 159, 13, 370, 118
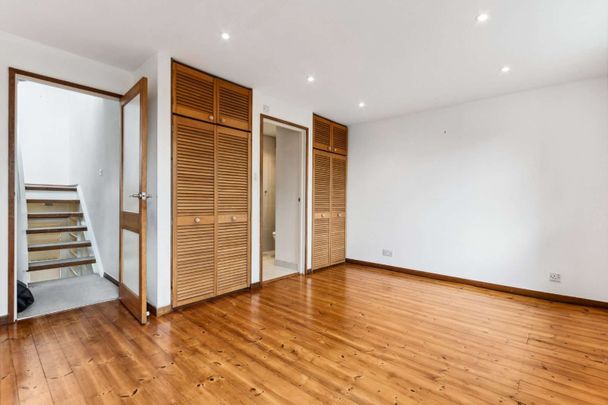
12, 76, 121, 319
260, 115, 308, 283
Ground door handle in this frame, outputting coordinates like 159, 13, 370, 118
129, 192, 151, 200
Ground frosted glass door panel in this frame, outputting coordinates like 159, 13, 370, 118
123, 94, 140, 213
122, 229, 140, 295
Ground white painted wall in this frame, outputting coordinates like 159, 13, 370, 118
17, 81, 121, 279
0, 31, 133, 317
347, 77, 608, 302
134, 53, 172, 309
275, 126, 302, 267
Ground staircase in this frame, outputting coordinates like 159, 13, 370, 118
25, 184, 97, 282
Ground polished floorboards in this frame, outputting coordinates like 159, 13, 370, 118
1, 263, 608, 404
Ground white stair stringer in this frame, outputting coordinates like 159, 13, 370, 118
76, 185, 105, 277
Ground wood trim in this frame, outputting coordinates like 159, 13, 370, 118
7, 67, 121, 324
346, 258, 608, 309
258, 114, 309, 285
147, 303, 172, 317
0, 315, 8, 326
7, 68, 16, 323
8, 68, 122, 99
104, 272, 119, 286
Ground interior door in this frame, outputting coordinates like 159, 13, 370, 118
119, 78, 148, 324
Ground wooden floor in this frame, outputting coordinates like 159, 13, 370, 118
2, 263, 608, 404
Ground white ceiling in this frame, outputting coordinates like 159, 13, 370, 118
1, 0, 606, 124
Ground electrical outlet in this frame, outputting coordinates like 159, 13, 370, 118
382, 249, 393, 257
549, 272, 561, 283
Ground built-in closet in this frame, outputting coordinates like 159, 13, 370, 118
312, 114, 347, 270
172, 61, 252, 307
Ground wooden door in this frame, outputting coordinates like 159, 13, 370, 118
313, 115, 332, 152
330, 154, 347, 264
216, 79, 251, 131
172, 62, 217, 124
119, 78, 148, 324
172, 116, 216, 307
331, 123, 348, 156
216, 126, 250, 294
312, 149, 331, 269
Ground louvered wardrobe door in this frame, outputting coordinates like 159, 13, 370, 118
331, 124, 348, 156
216, 126, 250, 294
172, 63, 216, 124
330, 154, 347, 264
313, 115, 332, 152
173, 116, 216, 306
217, 79, 251, 131
312, 150, 331, 269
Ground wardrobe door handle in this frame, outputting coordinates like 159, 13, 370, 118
194, 217, 201, 224
209, 115, 214, 121
321, 214, 325, 218
338, 213, 342, 217
221, 117, 226, 123
231, 216, 237, 221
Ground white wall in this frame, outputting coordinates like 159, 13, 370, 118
0, 31, 133, 317
275, 126, 302, 267
134, 53, 172, 309
348, 77, 608, 302
262, 135, 276, 252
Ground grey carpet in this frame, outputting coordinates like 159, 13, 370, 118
18, 274, 118, 319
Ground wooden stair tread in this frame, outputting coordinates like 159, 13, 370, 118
25, 184, 77, 191
28, 240, 92, 252
27, 225, 87, 234
27, 198, 80, 204
28, 256, 96, 272
28, 212, 84, 219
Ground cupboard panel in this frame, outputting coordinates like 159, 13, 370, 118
313, 115, 332, 151
217, 79, 251, 131
173, 63, 216, 123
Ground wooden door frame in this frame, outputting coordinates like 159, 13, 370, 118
259, 114, 309, 285
6, 68, 121, 323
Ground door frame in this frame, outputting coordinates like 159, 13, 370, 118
6, 68, 122, 323
259, 114, 309, 285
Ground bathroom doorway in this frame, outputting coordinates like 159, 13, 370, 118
260, 115, 308, 283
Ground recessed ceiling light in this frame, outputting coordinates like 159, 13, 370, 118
500, 65, 511, 73
358, 101, 366, 108
307, 75, 315, 83
221, 32, 231, 41
476, 13, 490, 23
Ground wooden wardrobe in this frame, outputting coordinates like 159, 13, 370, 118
172, 61, 252, 307
312, 114, 347, 270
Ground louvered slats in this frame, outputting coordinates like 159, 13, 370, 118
173, 64, 215, 123
172, 61, 251, 308
174, 116, 215, 216
314, 152, 331, 213
217, 129, 249, 214
216, 127, 250, 295
313, 116, 331, 150
217, 222, 248, 294
313, 150, 332, 269
175, 224, 215, 304
217, 80, 251, 131
332, 125, 348, 155
312, 117, 348, 271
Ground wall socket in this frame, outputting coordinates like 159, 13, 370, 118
382, 249, 393, 257
549, 272, 561, 283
